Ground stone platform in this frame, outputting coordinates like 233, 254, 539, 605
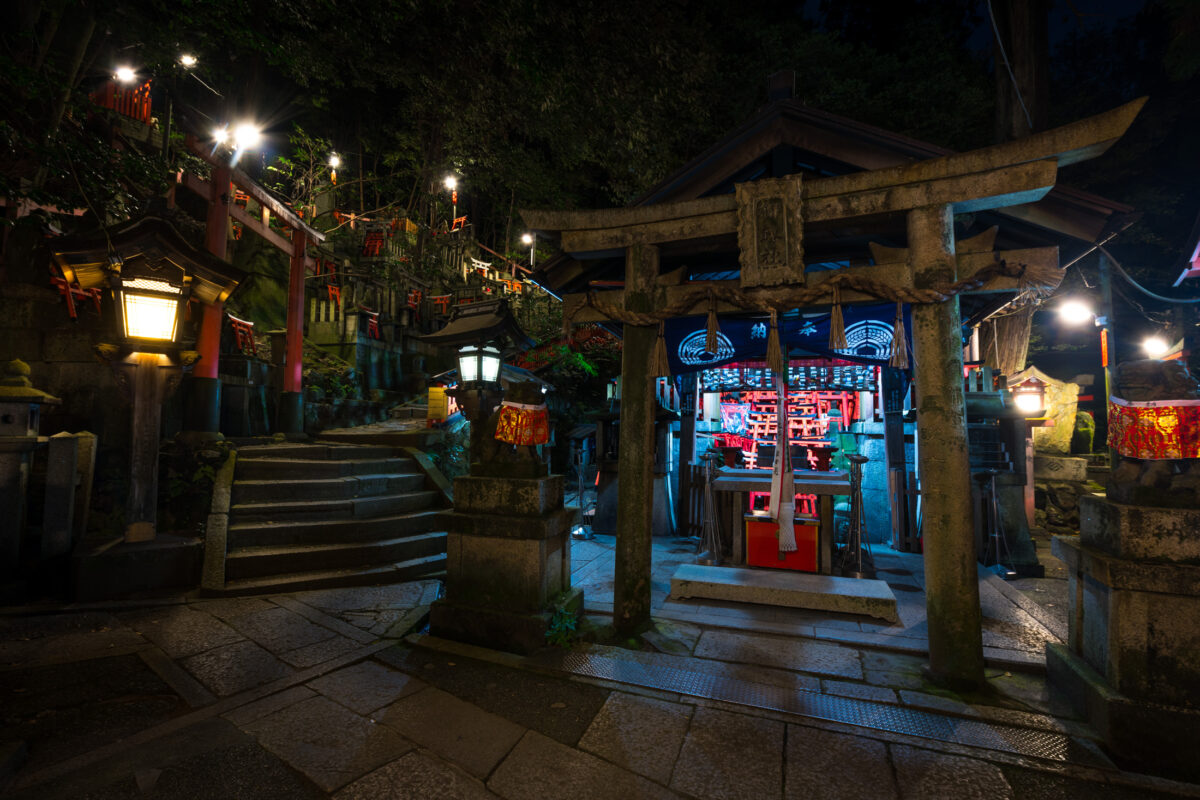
669, 564, 898, 623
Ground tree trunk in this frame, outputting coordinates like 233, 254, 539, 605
992, 0, 1049, 141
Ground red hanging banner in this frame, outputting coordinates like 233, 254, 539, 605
1108, 397, 1200, 460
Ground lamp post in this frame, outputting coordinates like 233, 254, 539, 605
521, 232, 535, 268
444, 175, 458, 223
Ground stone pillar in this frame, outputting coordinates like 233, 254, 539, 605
41, 432, 79, 559
614, 242, 658, 635
0, 360, 60, 576
431, 474, 581, 653
908, 204, 985, 687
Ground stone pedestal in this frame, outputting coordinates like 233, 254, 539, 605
1048, 493, 1200, 778
430, 474, 582, 654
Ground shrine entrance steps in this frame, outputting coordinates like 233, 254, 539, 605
212, 442, 448, 595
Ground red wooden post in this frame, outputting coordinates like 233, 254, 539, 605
187, 164, 231, 433
278, 230, 309, 433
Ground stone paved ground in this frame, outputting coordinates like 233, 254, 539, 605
1, 574, 1197, 799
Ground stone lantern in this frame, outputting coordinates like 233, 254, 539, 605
50, 216, 244, 543
0, 360, 60, 574
420, 299, 582, 652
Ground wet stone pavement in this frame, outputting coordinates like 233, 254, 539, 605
0, 571, 1197, 797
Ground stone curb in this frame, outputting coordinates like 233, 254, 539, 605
201, 451, 237, 592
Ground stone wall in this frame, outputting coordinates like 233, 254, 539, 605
0, 284, 133, 450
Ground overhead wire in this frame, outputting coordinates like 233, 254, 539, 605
1099, 245, 1200, 304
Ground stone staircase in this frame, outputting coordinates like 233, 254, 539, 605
214, 442, 448, 595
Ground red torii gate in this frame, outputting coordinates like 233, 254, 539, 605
178, 136, 327, 433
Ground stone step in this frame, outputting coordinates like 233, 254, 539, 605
231, 472, 425, 504
669, 564, 898, 622
236, 443, 402, 461
235, 456, 416, 480
227, 509, 444, 548
230, 489, 440, 524
217, 553, 447, 596
225, 531, 447, 580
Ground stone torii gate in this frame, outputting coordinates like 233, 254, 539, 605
522, 98, 1144, 687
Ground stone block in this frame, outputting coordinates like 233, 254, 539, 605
670, 564, 898, 622
1047, 642, 1200, 781
73, 533, 202, 600
1033, 455, 1087, 482
442, 507, 573, 540
444, 532, 568, 612
454, 475, 563, 516
429, 586, 583, 655
1055, 535, 1200, 708
1080, 495, 1200, 562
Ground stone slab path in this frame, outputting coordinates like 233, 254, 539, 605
1, 577, 1196, 799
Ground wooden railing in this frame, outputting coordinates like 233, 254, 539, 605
91, 80, 152, 126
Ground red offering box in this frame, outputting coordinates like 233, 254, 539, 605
745, 515, 818, 572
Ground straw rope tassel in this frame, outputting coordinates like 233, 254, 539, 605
765, 308, 783, 376
889, 301, 909, 369
705, 292, 720, 354
651, 321, 671, 378
828, 285, 848, 351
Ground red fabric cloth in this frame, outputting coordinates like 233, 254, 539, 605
494, 401, 550, 446
1108, 397, 1200, 459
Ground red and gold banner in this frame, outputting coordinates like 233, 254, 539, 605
1108, 397, 1200, 460
494, 401, 550, 446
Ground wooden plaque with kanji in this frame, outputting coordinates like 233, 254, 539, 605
735, 175, 805, 288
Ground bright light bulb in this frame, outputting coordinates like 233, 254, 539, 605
1013, 392, 1043, 415
179, 54, 197, 68
1057, 299, 1094, 326
444, 175, 457, 191
234, 123, 261, 150
521, 233, 534, 246
115, 66, 137, 84
213, 126, 229, 145
1143, 336, 1169, 358
329, 153, 341, 169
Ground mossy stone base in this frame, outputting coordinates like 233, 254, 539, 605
1048, 643, 1200, 780
430, 586, 583, 655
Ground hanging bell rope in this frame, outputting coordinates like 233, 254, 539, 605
651, 321, 671, 378
828, 285, 848, 351
889, 302, 909, 369
704, 290, 721, 354
766, 308, 784, 376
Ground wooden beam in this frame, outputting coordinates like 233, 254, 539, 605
561, 246, 1061, 323
229, 202, 293, 255
183, 136, 325, 243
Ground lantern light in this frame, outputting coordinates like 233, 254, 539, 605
1143, 336, 1169, 358
329, 153, 341, 169
457, 345, 501, 387
444, 175, 458, 191
178, 54, 198, 68
118, 277, 183, 341
1057, 299, 1094, 326
234, 123, 261, 151
521, 233, 533, 246
114, 66, 137, 84
213, 125, 230, 145
1011, 378, 1046, 417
